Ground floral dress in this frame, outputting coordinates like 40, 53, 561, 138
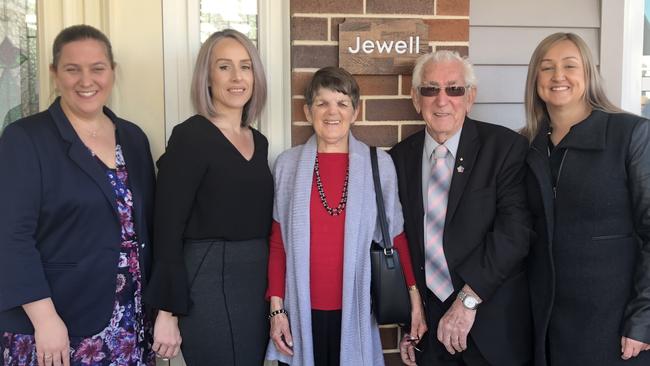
1, 144, 154, 366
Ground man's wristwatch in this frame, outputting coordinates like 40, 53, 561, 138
457, 290, 480, 310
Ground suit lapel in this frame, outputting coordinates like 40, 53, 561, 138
49, 99, 119, 217
446, 118, 479, 223
407, 133, 426, 259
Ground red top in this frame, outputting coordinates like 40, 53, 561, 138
266, 152, 416, 310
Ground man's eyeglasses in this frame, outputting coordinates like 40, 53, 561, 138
417, 85, 470, 97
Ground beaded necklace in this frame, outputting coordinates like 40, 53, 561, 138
314, 154, 349, 216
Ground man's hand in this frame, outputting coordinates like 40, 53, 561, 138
621, 336, 650, 360
437, 286, 480, 354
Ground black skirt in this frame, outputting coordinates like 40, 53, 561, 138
178, 238, 269, 366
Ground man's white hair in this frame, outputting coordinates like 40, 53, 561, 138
411, 50, 477, 89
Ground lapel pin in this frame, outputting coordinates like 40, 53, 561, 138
457, 165, 465, 173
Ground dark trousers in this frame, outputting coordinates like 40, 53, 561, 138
279, 309, 342, 366
416, 290, 491, 366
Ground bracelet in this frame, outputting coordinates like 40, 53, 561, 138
268, 308, 287, 319
408, 285, 418, 292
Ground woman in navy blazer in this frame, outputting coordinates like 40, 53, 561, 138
0, 25, 155, 366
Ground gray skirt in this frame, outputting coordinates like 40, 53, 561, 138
179, 238, 269, 366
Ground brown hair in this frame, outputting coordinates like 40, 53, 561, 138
191, 29, 267, 126
522, 32, 621, 141
304, 67, 360, 110
51, 24, 114, 69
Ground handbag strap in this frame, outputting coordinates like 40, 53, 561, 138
370, 146, 393, 251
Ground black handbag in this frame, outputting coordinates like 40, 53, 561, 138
369, 146, 411, 325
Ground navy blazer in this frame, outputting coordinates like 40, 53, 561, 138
0, 98, 155, 337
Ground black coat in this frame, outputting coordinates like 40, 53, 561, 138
526, 110, 650, 365
390, 118, 533, 366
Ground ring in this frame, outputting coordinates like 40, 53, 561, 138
162, 358, 170, 362
44, 354, 53, 359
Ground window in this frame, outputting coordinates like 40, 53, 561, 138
0, 0, 38, 133
199, 0, 259, 128
200, 0, 258, 44
163, 0, 290, 160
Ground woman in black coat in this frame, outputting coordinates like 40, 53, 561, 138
523, 32, 650, 365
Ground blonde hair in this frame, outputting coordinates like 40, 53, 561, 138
190, 29, 267, 126
522, 32, 621, 141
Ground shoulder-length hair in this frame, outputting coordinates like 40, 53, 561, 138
191, 29, 267, 127
522, 32, 622, 141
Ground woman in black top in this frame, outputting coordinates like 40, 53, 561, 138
523, 32, 650, 365
144, 29, 273, 365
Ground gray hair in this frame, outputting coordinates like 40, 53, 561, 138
190, 29, 267, 126
411, 50, 477, 89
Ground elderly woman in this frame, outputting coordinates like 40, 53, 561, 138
265, 66, 427, 366
144, 29, 272, 365
0, 25, 155, 366
524, 32, 650, 365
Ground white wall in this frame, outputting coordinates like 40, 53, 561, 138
38, 0, 166, 160
468, 0, 601, 130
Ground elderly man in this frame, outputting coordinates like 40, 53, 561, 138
389, 50, 533, 365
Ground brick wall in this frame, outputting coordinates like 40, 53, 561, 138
289, 0, 469, 364
290, 0, 469, 150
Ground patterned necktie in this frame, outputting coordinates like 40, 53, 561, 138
425, 145, 454, 301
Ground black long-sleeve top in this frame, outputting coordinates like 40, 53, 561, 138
144, 115, 273, 314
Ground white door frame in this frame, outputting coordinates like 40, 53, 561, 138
600, 0, 644, 114
161, 0, 292, 161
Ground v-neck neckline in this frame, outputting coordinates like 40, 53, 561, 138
201, 115, 256, 163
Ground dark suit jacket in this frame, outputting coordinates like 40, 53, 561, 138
0, 98, 155, 337
390, 117, 533, 366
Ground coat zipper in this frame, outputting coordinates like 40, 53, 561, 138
550, 149, 568, 199
532, 144, 568, 199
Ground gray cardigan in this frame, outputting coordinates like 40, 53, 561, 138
265, 133, 404, 365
